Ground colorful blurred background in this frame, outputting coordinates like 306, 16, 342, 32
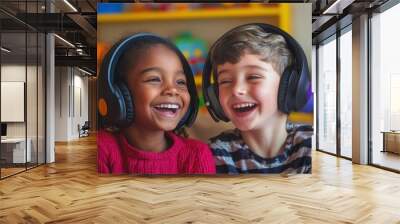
97, 3, 312, 141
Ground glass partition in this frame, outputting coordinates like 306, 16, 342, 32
339, 28, 352, 158
0, 0, 46, 179
317, 36, 337, 155
27, 31, 38, 169
370, 3, 400, 171
1, 31, 28, 177
38, 32, 45, 165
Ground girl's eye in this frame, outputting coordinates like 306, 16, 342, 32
177, 79, 187, 86
145, 77, 161, 83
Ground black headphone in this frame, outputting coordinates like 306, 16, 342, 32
202, 23, 310, 122
98, 33, 199, 129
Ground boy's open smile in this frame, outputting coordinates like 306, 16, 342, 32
232, 102, 258, 112
231, 102, 258, 117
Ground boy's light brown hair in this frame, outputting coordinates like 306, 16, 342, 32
210, 24, 293, 77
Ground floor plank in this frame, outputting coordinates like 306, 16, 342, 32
0, 134, 400, 223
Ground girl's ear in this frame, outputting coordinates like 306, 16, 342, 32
173, 127, 188, 138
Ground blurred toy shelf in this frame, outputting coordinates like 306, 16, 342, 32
194, 76, 202, 87
288, 112, 313, 124
98, 4, 291, 32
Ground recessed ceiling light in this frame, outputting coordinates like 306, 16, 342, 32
323, 0, 354, 15
78, 67, 93, 76
54, 34, 75, 48
63, 0, 78, 12
1, 47, 11, 53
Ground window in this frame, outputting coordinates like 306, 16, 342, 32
370, 2, 400, 171
339, 28, 352, 158
317, 36, 337, 154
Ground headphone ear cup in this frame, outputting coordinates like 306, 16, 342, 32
207, 85, 229, 122
116, 82, 134, 126
294, 68, 310, 111
278, 68, 293, 114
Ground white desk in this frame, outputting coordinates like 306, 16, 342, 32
1, 138, 31, 163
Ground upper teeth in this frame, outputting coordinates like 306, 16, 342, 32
233, 103, 255, 109
155, 104, 180, 109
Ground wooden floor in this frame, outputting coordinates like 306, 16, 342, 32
1, 134, 400, 223
1, 163, 44, 178
372, 151, 400, 171
0, 167, 26, 178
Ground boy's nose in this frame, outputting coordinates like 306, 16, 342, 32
232, 82, 247, 96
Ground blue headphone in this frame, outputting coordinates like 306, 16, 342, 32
98, 33, 199, 129
202, 23, 310, 122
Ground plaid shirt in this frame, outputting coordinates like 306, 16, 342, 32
209, 123, 313, 174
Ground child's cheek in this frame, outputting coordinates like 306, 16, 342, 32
218, 90, 230, 112
182, 93, 191, 114
256, 90, 278, 111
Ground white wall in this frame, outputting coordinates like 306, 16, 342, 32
1, 65, 34, 138
1, 64, 46, 164
55, 67, 69, 141
71, 72, 89, 138
1, 65, 26, 141
54, 67, 89, 141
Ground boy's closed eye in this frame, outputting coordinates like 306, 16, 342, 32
217, 73, 233, 85
247, 74, 264, 81
217, 74, 264, 85
218, 79, 232, 85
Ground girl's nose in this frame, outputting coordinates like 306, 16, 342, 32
162, 82, 179, 96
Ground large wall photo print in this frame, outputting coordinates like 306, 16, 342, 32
96, 3, 313, 175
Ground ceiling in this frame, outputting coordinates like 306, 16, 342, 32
0, 0, 393, 75
0, 0, 97, 74
311, 0, 389, 43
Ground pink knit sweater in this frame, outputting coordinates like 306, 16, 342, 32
97, 130, 216, 174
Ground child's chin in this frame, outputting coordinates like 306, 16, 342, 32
157, 123, 179, 131
232, 121, 254, 131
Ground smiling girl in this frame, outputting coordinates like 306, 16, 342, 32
97, 34, 215, 174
